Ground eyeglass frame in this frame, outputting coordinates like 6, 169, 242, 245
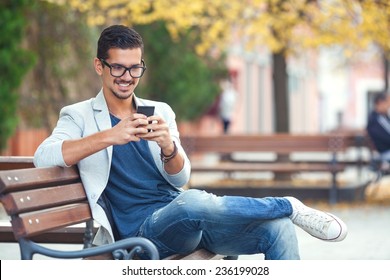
99, 58, 147, 78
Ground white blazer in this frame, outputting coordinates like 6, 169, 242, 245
34, 89, 191, 244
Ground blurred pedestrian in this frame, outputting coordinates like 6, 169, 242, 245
366, 91, 390, 161
218, 79, 237, 134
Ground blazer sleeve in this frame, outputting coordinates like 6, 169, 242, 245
33, 105, 86, 168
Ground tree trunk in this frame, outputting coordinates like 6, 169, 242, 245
272, 51, 289, 132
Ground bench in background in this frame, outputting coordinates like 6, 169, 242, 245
181, 133, 371, 203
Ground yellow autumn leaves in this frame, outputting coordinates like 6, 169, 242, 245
47, 0, 390, 56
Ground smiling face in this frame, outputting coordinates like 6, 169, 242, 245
95, 47, 143, 101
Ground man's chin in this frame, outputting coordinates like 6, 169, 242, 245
112, 90, 134, 100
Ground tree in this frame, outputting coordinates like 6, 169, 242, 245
19, 1, 100, 130
49, 0, 390, 130
0, 1, 36, 150
355, 1, 390, 91
0, 1, 103, 152
48, 1, 229, 122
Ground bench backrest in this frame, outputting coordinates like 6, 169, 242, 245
0, 166, 91, 240
181, 134, 357, 155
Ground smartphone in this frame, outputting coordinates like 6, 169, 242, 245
137, 106, 155, 132
136, 105, 155, 116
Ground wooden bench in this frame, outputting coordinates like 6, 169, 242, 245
0, 165, 223, 260
0, 156, 98, 247
181, 133, 368, 203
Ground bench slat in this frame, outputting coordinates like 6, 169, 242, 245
190, 162, 345, 172
0, 156, 34, 170
0, 224, 97, 243
0, 166, 80, 193
11, 203, 91, 239
182, 134, 349, 155
1, 183, 87, 215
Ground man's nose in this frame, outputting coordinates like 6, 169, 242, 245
121, 69, 133, 79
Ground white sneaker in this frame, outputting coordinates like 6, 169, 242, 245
285, 197, 348, 242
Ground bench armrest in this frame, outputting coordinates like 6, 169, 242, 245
18, 237, 159, 260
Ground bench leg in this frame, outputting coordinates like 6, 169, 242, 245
18, 238, 34, 260
83, 220, 94, 248
329, 170, 338, 204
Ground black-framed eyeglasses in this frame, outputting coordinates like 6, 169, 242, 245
100, 59, 146, 78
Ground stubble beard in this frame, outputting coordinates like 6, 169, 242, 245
111, 89, 134, 100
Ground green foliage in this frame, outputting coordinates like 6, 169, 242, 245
0, 0, 36, 150
135, 22, 228, 121
19, 1, 99, 130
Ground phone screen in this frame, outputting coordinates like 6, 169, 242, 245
137, 106, 155, 116
137, 106, 155, 132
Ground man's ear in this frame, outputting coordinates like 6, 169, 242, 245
94, 58, 103, 75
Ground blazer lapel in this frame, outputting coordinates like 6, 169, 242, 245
92, 90, 113, 164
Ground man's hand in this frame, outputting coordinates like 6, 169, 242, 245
62, 113, 149, 166
109, 113, 150, 145
136, 114, 184, 173
136, 115, 174, 153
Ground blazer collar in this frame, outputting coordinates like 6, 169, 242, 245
92, 89, 111, 132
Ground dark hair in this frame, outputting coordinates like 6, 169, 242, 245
97, 25, 144, 60
374, 92, 388, 105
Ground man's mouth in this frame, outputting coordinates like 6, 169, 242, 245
116, 80, 133, 88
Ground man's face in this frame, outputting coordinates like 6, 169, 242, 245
377, 96, 390, 114
95, 47, 143, 100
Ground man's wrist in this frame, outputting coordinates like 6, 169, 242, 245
161, 141, 175, 154
160, 141, 178, 163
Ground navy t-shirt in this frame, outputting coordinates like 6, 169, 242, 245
103, 114, 180, 239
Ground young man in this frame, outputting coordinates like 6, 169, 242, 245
34, 25, 347, 260
367, 92, 390, 161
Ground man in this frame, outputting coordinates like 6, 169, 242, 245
218, 78, 237, 134
367, 92, 390, 161
34, 25, 347, 260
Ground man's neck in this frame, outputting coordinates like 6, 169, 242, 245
107, 96, 136, 119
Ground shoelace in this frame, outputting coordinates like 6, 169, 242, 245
293, 211, 332, 237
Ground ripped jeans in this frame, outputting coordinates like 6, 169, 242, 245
137, 189, 300, 260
